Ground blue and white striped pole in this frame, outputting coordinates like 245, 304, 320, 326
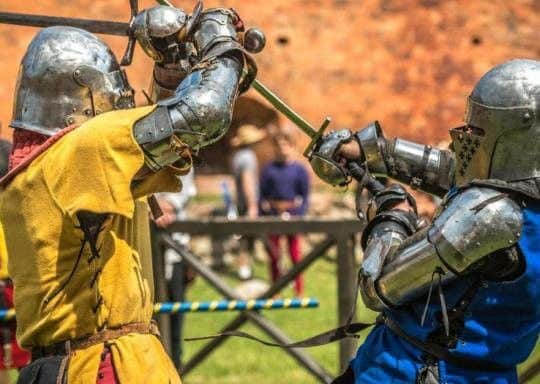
0, 298, 319, 321
154, 298, 319, 314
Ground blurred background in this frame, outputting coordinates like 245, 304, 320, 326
0, 1, 539, 383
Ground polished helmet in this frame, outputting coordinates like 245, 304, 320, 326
11, 26, 135, 136
450, 59, 540, 185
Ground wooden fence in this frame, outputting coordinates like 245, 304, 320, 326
153, 217, 364, 383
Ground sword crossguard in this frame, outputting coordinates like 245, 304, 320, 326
303, 117, 332, 159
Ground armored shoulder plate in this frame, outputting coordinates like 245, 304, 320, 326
363, 186, 523, 311
428, 187, 523, 274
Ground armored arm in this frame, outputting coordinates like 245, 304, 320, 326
133, 7, 254, 171
355, 122, 455, 197
361, 187, 523, 311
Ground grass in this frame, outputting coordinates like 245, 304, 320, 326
180, 253, 376, 384
5, 249, 540, 383
180, 253, 540, 384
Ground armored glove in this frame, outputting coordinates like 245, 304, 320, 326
309, 129, 356, 186
133, 5, 194, 66
133, 5, 249, 66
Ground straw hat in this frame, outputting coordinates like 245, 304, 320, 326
230, 124, 267, 147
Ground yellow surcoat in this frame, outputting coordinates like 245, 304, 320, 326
0, 222, 9, 280
0, 106, 185, 383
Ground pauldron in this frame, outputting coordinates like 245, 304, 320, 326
361, 187, 524, 311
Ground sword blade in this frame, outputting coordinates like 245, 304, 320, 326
0, 12, 130, 36
250, 77, 317, 138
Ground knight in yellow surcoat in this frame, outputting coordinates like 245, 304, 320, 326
0, 4, 256, 383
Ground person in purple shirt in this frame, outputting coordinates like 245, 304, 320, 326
260, 126, 310, 296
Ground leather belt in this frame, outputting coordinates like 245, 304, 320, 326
31, 322, 160, 360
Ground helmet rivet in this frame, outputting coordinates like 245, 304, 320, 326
65, 116, 75, 126
523, 112, 531, 122
74, 69, 81, 77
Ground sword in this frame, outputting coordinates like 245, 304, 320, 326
250, 79, 332, 159
0, 12, 130, 36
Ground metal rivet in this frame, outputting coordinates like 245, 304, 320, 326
523, 112, 531, 122
65, 116, 75, 126
84, 109, 92, 116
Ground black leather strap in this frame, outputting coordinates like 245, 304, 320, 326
185, 318, 375, 349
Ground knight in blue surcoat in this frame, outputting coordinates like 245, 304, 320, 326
311, 59, 540, 384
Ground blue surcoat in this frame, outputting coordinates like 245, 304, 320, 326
350, 197, 540, 383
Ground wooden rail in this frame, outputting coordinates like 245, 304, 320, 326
154, 217, 364, 382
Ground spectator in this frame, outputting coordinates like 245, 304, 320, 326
230, 124, 266, 280
152, 169, 197, 369
260, 126, 310, 297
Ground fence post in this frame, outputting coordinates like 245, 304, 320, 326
151, 226, 171, 354
336, 233, 358, 372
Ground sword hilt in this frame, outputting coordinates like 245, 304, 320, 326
120, 0, 138, 66
302, 117, 332, 159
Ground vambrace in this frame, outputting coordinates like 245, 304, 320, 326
133, 54, 242, 171
355, 121, 456, 197
361, 187, 523, 312
360, 209, 418, 311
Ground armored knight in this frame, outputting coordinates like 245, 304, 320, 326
312, 59, 540, 383
0, 5, 257, 384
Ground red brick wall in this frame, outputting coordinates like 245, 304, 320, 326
0, 0, 538, 147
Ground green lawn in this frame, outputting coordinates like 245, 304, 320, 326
180, 255, 375, 384
5, 252, 540, 383
180, 255, 540, 384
